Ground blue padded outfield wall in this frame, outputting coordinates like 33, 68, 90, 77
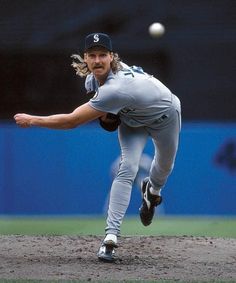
0, 122, 235, 216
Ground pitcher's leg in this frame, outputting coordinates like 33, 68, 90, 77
149, 110, 181, 191
139, 109, 181, 226
105, 124, 148, 235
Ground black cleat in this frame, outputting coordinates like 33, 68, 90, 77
139, 177, 162, 226
97, 242, 117, 262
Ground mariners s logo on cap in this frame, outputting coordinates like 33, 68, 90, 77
93, 34, 99, 43
84, 33, 112, 51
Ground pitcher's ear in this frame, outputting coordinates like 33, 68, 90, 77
110, 52, 114, 61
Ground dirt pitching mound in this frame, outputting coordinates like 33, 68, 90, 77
0, 235, 235, 281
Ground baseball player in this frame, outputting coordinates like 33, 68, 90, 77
14, 33, 181, 262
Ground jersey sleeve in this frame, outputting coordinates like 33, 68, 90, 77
88, 85, 132, 114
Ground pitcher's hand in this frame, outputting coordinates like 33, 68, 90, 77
14, 114, 32, 128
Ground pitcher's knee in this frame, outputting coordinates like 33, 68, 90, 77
116, 162, 139, 184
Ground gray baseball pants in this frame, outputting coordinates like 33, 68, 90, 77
105, 95, 181, 236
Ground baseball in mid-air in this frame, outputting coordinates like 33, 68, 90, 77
148, 22, 165, 38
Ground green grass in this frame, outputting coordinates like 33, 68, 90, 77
0, 216, 235, 238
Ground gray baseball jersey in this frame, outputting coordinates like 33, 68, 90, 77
86, 63, 174, 128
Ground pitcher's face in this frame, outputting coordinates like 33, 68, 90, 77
84, 47, 113, 84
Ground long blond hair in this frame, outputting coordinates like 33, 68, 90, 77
71, 52, 123, 78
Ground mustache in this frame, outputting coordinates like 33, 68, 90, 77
93, 64, 103, 68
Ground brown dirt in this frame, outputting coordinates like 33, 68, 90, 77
0, 235, 235, 282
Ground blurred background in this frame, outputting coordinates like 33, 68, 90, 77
0, 0, 235, 219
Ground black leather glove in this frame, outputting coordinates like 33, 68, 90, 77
99, 113, 121, 132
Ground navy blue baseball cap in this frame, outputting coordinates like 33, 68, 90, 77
84, 33, 112, 51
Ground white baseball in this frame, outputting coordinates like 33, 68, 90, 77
148, 22, 165, 38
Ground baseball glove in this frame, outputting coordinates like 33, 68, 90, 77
99, 113, 121, 132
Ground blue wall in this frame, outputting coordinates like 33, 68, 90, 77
0, 122, 235, 216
